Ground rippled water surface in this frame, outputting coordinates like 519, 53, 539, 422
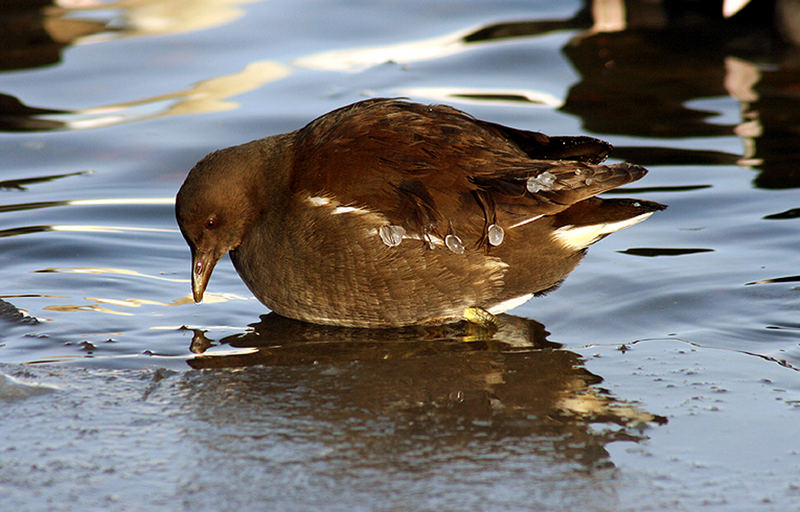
2, 1, 800, 510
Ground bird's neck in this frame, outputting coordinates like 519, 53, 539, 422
240, 133, 296, 222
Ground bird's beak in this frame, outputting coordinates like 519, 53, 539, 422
191, 249, 220, 303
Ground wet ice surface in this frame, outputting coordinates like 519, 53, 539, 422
2, 341, 798, 511
2, 0, 800, 510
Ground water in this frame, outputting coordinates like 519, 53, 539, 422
2, 1, 800, 510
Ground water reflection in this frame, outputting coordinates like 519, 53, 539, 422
562, 0, 800, 188
619, 247, 714, 257
0, 2, 106, 71
0, 196, 179, 241
293, 12, 593, 73
745, 275, 800, 286
190, 313, 665, 424
183, 313, 665, 471
395, 87, 562, 108
0, 170, 94, 191
38, 292, 244, 316
34, 266, 184, 283
0, 61, 289, 132
67, 0, 261, 41
1, 0, 284, 131
0, 197, 173, 213
763, 207, 800, 220
0, 224, 176, 238
4, 0, 798, 190
14, 265, 250, 317
0, 94, 70, 131
294, 25, 478, 73
0, 0, 259, 72
190, 312, 557, 361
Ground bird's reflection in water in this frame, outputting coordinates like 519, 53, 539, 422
189, 312, 560, 363
187, 313, 665, 470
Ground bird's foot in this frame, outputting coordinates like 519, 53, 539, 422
463, 306, 498, 330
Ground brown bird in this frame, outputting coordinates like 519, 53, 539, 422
176, 98, 663, 327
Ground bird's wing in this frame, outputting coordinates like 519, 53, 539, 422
290, 98, 645, 246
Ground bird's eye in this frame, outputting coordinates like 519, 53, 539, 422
205, 217, 218, 229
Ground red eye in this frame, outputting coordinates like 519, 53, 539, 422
205, 217, 217, 229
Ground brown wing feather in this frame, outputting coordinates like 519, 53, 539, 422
290, 98, 643, 246
473, 119, 612, 163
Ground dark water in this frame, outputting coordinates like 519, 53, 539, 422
2, 1, 800, 510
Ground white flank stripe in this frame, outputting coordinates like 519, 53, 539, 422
723, 0, 750, 17
400, 232, 445, 247
487, 293, 534, 315
332, 206, 365, 215
306, 196, 331, 206
552, 212, 654, 250
508, 214, 544, 229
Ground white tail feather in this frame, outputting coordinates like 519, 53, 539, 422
551, 212, 654, 250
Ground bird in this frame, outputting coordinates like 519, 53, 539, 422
175, 98, 664, 328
